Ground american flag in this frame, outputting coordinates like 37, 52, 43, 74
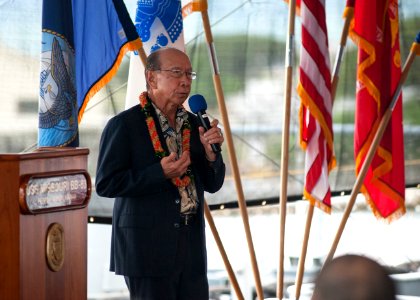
297, 0, 335, 213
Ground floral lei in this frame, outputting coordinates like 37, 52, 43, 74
139, 92, 192, 187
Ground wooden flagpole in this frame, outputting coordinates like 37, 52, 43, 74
293, 7, 354, 300
293, 204, 314, 300
138, 48, 147, 66
198, 1, 264, 299
204, 202, 245, 300
277, 0, 296, 298
323, 36, 420, 267
137, 47, 147, 67
330, 6, 353, 100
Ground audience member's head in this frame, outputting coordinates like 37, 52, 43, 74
312, 254, 397, 300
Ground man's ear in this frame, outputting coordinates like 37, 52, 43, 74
146, 70, 158, 89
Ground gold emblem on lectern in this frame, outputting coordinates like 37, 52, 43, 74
46, 223, 65, 272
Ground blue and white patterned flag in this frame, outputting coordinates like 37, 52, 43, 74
125, 0, 186, 109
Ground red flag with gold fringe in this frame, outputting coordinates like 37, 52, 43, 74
350, 0, 405, 221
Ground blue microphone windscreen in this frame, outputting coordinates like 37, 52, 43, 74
188, 94, 207, 114
416, 32, 420, 43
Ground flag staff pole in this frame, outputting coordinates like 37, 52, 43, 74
330, 4, 353, 100
183, 5, 244, 298
322, 34, 420, 268
198, 1, 264, 299
277, 0, 296, 298
204, 202, 245, 300
293, 6, 354, 300
136, 47, 148, 67
130, 33, 147, 66
293, 204, 314, 300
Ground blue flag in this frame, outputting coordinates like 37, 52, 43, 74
39, 0, 141, 147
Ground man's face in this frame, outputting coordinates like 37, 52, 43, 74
153, 49, 193, 106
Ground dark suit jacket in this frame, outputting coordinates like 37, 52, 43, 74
95, 104, 225, 277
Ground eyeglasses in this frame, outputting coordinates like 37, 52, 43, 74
156, 69, 197, 80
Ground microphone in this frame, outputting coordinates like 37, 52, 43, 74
188, 94, 221, 153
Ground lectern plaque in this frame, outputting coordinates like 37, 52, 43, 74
19, 170, 91, 214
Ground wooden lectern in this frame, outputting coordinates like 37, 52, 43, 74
0, 147, 91, 300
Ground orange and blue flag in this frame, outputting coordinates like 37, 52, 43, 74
39, 0, 141, 147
